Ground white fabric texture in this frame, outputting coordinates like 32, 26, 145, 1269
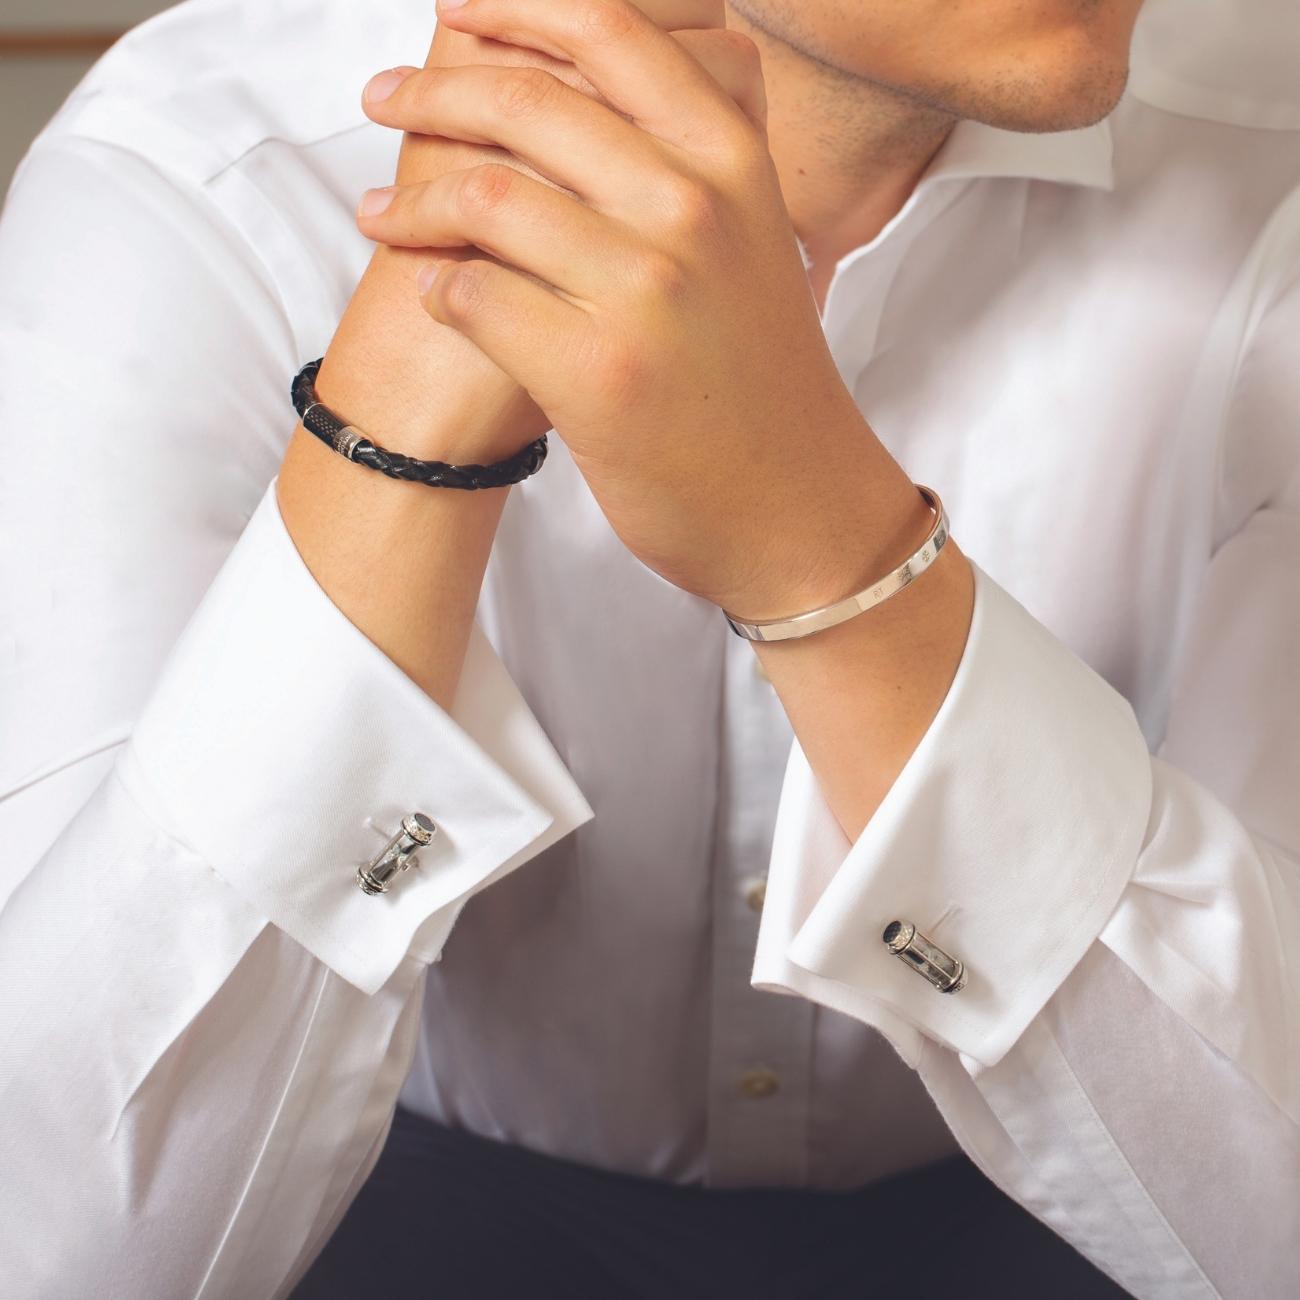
0, 1, 1298, 1297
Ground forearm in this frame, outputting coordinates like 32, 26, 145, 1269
276, 2, 572, 713
746, 437, 976, 843
276, 434, 505, 714
277, 243, 544, 711
346, 2, 974, 794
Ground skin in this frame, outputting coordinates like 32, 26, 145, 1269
723, 0, 1144, 296
278, 0, 1144, 842
275, 3, 739, 721
728, 0, 1141, 133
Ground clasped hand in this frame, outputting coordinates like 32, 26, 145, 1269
357, 0, 885, 620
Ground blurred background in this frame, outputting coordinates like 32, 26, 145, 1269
0, 0, 172, 196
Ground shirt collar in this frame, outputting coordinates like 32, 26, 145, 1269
1129, 0, 1300, 132
918, 114, 1116, 193
792, 116, 1115, 272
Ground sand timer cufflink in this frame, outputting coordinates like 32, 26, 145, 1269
882, 920, 967, 994
357, 813, 438, 896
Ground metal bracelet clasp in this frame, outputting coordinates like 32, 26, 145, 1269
357, 813, 437, 896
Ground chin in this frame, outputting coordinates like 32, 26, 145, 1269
728, 0, 1141, 135
889, 1, 1144, 134
940, 35, 1134, 133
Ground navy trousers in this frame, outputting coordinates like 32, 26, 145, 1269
292, 1106, 1133, 1299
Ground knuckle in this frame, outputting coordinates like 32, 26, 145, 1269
716, 27, 763, 68
457, 163, 517, 217
572, 1, 638, 48
439, 260, 490, 319
394, 67, 437, 114
628, 249, 687, 301
492, 66, 562, 121
582, 330, 644, 402
716, 128, 768, 178
658, 176, 724, 240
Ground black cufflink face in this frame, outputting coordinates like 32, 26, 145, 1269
357, 813, 437, 896
883, 920, 967, 993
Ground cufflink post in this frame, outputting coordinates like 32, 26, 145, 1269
357, 813, 437, 896
883, 920, 967, 993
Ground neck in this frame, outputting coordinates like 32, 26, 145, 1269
725, 3, 957, 308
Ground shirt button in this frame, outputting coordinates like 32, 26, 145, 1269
742, 874, 767, 912
738, 1068, 780, 1100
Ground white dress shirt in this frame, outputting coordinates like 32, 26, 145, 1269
1, 0, 1297, 1296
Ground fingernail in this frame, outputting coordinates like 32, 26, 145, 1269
358, 186, 396, 217
438, 0, 471, 10
417, 262, 442, 296
364, 67, 413, 103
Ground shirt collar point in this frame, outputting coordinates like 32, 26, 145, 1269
922, 113, 1116, 194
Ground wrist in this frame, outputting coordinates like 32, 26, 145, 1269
712, 434, 931, 624
321, 244, 550, 466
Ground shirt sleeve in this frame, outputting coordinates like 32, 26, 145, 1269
752, 188, 1300, 1293
0, 132, 590, 1295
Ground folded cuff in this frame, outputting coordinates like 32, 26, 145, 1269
751, 559, 1153, 1070
121, 477, 593, 994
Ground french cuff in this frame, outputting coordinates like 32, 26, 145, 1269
751, 559, 1153, 1072
119, 476, 593, 995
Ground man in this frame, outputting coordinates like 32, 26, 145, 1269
0, 0, 1296, 1295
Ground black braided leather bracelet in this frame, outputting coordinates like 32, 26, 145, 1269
291, 357, 548, 489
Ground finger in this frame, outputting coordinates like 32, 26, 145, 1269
365, 63, 665, 215
417, 256, 592, 408
418, 26, 762, 134
619, 0, 725, 28
669, 28, 766, 132
358, 163, 638, 304
433, 0, 752, 153
416, 3, 733, 134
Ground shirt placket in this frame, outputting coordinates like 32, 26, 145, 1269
704, 630, 811, 1187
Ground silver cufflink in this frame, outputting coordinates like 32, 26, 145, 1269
883, 919, 967, 993
357, 813, 437, 896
